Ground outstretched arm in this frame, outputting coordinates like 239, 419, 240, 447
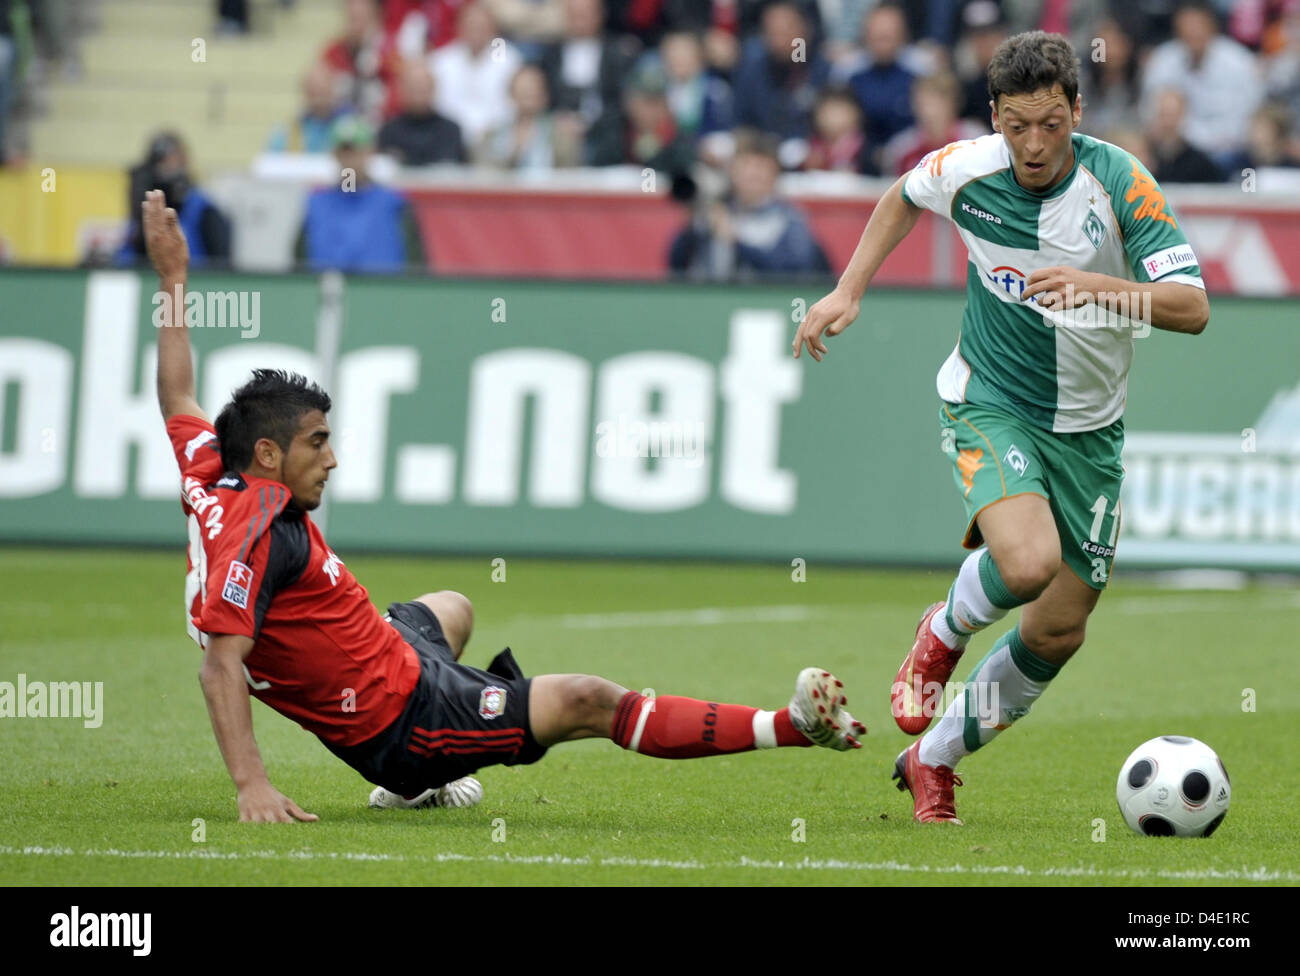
793, 174, 923, 360
199, 633, 318, 823
144, 189, 208, 422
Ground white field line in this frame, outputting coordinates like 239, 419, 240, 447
515, 605, 826, 631
0, 845, 1293, 882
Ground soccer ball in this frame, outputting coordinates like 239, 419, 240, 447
1116, 735, 1231, 837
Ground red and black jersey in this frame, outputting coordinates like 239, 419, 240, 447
166, 414, 418, 747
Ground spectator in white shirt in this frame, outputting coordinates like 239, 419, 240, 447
1141, 0, 1265, 171
430, 2, 523, 146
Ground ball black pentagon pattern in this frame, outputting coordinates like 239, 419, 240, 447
1140, 815, 1175, 836
1128, 758, 1155, 789
1203, 812, 1227, 838
1181, 770, 1210, 804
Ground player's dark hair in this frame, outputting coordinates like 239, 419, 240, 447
214, 369, 331, 472
986, 31, 1079, 111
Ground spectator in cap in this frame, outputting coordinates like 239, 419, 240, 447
296, 114, 427, 272
622, 62, 695, 173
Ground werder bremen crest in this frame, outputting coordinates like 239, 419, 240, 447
1083, 210, 1106, 249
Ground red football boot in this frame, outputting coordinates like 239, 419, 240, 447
892, 740, 963, 824
891, 601, 965, 735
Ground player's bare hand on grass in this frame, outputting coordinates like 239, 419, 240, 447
237, 781, 318, 823
1022, 266, 1099, 312
141, 188, 189, 281
793, 286, 860, 361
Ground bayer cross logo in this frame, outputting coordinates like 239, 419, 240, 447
1004, 445, 1029, 476
479, 686, 506, 719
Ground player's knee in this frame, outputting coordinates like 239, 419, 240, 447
415, 590, 474, 655
560, 675, 624, 732
996, 549, 1059, 601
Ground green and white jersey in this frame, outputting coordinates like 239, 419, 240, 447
901, 132, 1204, 433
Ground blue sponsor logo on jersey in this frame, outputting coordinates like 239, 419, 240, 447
987, 265, 1027, 299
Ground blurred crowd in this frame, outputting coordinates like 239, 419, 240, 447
254, 0, 1300, 275
259, 0, 1300, 180
15, 0, 1300, 276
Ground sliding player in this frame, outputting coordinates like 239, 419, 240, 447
793, 32, 1207, 823
145, 190, 866, 822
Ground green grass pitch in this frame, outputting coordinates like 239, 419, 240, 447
1, 547, 1296, 887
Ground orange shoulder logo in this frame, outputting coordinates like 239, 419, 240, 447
928, 140, 978, 177
1124, 159, 1177, 229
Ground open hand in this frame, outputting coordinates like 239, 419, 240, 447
237, 780, 318, 823
792, 286, 861, 361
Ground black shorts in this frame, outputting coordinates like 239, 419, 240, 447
324, 600, 547, 795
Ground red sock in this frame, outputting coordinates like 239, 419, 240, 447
611, 692, 811, 758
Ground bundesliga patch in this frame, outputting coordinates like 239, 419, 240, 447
479, 686, 507, 720
1004, 444, 1029, 476
221, 561, 254, 609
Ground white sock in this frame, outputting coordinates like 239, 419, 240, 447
918, 625, 1060, 770
929, 548, 1020, 648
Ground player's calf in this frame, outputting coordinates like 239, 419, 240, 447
529, 669, 865, 758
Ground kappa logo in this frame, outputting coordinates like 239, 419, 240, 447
960, 201, 1003, 225
923, 139, 978, 177
479, 686, 507, 720
957, 448, 984, 497
222, 561, 253, 609
1004, 444, 1029, 476
1125, 160, 1177, 228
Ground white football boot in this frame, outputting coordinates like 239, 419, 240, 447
787, 667, 866, 750
368, 775, 484, 809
